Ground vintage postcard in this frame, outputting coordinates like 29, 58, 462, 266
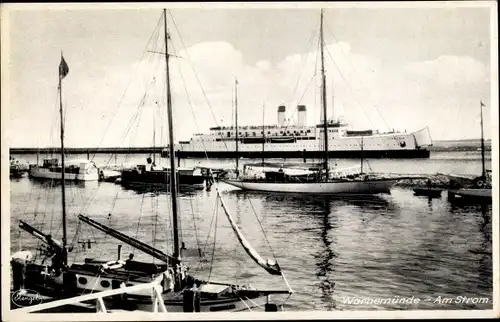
1, 1, 498, 321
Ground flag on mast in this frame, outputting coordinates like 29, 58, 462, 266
59, 55, 69, 80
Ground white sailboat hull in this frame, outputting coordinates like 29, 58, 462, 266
223, 179, 398, 194
29, 167, 99, 181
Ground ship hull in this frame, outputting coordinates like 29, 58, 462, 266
167, 149, 430, 159
223, 179, 399, 194
164, 127, 433, 159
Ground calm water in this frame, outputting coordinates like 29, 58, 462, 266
9, 151, 493, 311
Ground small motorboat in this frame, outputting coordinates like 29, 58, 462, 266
413, 186, 443, 198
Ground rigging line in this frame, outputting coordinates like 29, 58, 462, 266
281, 27, 321, 130
119, 77, 156, 162
194, 194, 219, 273
44, 86, 60, 158
239, 294, 263, 309
31, 182, 46, 258
324, 22, 391, 130
278, 72, 318, 141
324, 45, 374, 128
168, 38, 231, 157
281, 270, 294, 293
46, 180, 56, 233
126, 97, 147, 149
91, 14, 164, 161
279, 33, 321, 163
232, 291, 253, 312
152, 192, 159, 263
134, 192, 147, 256
188, 195, 203, 260
169, 39, 216, 164
207, 195, 219, 282
168, 12, 233, 153
245, 195, 277, 260
69, 219, 81, 253
127, 74, 158, 142
85, 192, 122, 259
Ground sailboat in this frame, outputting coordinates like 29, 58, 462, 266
223, 9, 399, 195
28, 73, 99, 183
11, 9, 292, 313
119, 79, 205, 189
10, 156, 29, 178
447, 100, 492, 204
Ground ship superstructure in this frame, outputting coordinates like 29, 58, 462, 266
163, 105, 432, 159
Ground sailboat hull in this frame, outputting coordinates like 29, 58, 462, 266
223, 179, 398, 194
120, 169, 205, 186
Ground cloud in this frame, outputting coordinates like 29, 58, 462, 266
8, 36, 491, 147
404, 55, 488, 86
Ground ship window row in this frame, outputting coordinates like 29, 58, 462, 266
222, 129, 314, 137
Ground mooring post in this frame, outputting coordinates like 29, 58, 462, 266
183, 288, 195, 312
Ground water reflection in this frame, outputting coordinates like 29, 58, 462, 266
28, 177, 96, 190
475, 204, 493, 292
314, 199, 336, 310
119, 182, 205, 197
226, 190, 391, 211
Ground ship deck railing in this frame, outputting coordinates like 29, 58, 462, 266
12, 276, 167, 314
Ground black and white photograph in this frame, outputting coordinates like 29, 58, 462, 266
1, 1, 498, 320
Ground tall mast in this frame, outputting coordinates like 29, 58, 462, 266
360, 136, 364, 174
153, 106, 156, 165
58, 52, 68, 260
163, 9, 180, 261
480, 100, 486, 179
235, 78, 239, 173
320, 9, 329, 182
262, 102, 265, 165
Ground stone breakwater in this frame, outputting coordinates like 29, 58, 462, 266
395, 173, 477, 188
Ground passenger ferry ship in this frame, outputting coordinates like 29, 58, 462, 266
163, 105, 433, 159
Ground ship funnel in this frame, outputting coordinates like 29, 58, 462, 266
277, 105, 286, 126
297, 105, 307, 127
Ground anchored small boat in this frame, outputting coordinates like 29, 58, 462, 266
413, 187, 443, 198
447, 101, 492, 205
10, 156, 29, 178
29, 158, 99, 181
447, 188, 492, 204
119, 158, 206, 188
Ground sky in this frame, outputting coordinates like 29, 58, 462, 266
3, 2, 497, 148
